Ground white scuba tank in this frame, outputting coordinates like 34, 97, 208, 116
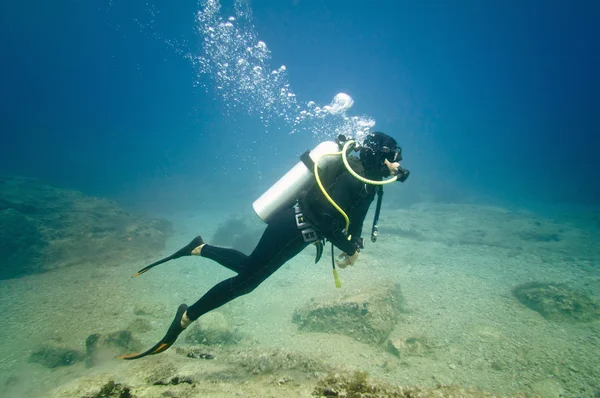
253, 141, 340, 223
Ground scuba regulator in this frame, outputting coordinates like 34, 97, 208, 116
335, 133, 411, 243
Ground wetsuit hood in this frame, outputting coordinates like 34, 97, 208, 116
359, 132, 401, 179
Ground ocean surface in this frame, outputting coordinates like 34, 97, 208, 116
0, 1, 599, 397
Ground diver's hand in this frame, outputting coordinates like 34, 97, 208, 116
336, 251, 359, 269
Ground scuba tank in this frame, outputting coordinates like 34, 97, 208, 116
252, 133, 410, 289
253, 134, 410, 225
252, 141, 340, 223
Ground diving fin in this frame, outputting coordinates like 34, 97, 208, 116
133, 236, 204, 277
117, 304, 188, 360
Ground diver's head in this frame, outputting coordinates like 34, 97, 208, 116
360, 132, 409, 180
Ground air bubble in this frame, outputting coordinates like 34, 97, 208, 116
193, 0, 376, 140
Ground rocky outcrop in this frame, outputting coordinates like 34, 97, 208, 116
512, 282, 600, 323
0, 176, 172, 279
28, 342, 86, 368
184, 311, 242, 346
47, 346, 519, 398
85, 330, 143, 367
292, 282, 404, 345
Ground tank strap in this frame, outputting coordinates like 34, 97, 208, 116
300, 150, 315, 173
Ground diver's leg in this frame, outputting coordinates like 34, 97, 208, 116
119, 207, 307, 360
198, 245, 248, 274
185, 207, 307, 321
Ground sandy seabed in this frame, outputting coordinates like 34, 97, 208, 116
1, 202, 599, 398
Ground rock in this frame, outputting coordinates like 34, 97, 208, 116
185, 312, 240, 345
47, 345, 517, 398
127, 318, 153, 334
386, 339, 403, 357
512, 282, 600, 323
200, 346, 326, 375
0, 176, 172, 279
133, 302, 166, 316
49, 375, 133, 398
313, 371, 501, 398
386, 336, 432, 358
28, 343, 86, 368
292, 283, 404, 345
92, 380, 133, 398
85, 330, 142, 367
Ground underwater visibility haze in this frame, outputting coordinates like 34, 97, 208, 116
0, 0, 599, 397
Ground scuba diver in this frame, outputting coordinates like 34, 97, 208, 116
118, 132, 410, 360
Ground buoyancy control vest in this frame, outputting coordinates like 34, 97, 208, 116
298, 155, 371, 233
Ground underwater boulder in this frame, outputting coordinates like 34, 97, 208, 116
386, 335, 435, 359
184, 311, 241, 345
28, 343, 86, 368
127, 317, 153, 334
292, 282, 404, 345
49, 376, 133, 398
512, 282, 600, 323
85, 330, 143, 367
313, 371, 511, 398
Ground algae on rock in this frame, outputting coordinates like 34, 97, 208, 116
0, 176, 172, 279
292, 282, 404, 345
512, 282, 600, 323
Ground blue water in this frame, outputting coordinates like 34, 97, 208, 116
1, 2, 600, 396
1, 0, 598, 211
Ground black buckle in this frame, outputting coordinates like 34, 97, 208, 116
302, 228, 318, 243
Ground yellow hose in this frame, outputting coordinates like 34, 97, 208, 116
313, 150, 351, 233
312, 139, 399, 289
313, 140, 399, 233
340, 140, 399, 186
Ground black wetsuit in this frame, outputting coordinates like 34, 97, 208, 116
186, 158, 377, 321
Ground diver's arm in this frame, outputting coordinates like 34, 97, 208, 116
320, 214, 358, 255
321, 172, 364, 255
347, 196, 372, 245
331, 173, 374, 251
